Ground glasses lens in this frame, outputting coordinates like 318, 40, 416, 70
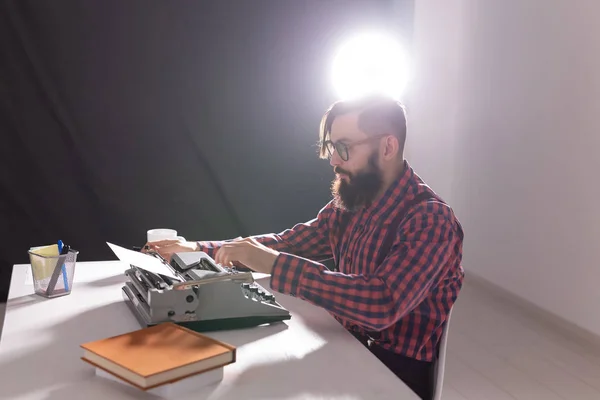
323, 141, 335, 158
336, 143, 349, 161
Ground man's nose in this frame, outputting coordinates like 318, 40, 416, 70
329, 151, 343, 167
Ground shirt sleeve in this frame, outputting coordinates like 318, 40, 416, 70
269, 202, 462, 332
197, 202, 336, 262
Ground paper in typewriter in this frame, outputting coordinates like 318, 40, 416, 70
106, 242, 179, 279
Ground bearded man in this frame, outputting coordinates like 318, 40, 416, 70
145, 94, 465, 400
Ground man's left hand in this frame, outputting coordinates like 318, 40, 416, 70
214, 237, 279, 274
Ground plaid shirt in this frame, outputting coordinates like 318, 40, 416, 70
198, 160, 464, 362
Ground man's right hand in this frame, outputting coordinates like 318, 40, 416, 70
142, 239, 198, 262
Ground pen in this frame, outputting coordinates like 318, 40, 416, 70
57, 240, 70, 292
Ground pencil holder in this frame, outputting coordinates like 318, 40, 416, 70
28, 248, 79, 298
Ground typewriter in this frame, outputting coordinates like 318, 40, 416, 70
121, 250, 291, 332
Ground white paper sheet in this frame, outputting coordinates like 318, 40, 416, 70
106, 242, 179, 279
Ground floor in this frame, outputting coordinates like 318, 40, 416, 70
443, 276, 600, 400
1, 278, 600, 399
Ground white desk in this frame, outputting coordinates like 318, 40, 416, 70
0, 261, 419, 400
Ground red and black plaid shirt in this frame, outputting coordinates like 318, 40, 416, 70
198, 160, 464, 362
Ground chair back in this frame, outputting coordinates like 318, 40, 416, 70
431, 308, 452, 400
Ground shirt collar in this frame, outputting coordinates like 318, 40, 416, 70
365, 159, 413, 212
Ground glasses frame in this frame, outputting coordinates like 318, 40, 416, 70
321, 134, 389, 161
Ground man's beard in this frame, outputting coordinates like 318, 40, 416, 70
331, 152, 384, 212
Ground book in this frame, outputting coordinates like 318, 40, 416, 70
80, 322, 236, 391
95, 364, 224, 398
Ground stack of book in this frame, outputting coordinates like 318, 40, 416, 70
80, 322, 236, 397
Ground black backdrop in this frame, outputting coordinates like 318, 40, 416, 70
0, 0, 414, 301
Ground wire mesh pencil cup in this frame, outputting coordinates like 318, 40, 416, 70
28, 248, 79, 298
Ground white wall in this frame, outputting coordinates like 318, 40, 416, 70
408, 0, 600, 336
402, 0, 466, 202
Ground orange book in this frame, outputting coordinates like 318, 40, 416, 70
80, 322, 236, 390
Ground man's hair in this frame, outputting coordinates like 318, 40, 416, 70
318, 94, 407, 159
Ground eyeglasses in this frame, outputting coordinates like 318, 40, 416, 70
321, 134, 388, 161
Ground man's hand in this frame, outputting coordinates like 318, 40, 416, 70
142, 239, 198, 262
215, 237, 279, 274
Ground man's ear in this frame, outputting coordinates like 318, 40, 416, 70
382, 135, 399, 160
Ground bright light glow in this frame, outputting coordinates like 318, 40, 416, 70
331, 32, 410, 100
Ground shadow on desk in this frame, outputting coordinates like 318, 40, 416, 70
80, 273, 130, 287
39, 343, 375, 400
5, 293, 51, 311
0, 302, 130, 400
0, 301, 289, 400
42, 378, 172, 400
39, 343, 369, 400
213, 342, 373, 400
